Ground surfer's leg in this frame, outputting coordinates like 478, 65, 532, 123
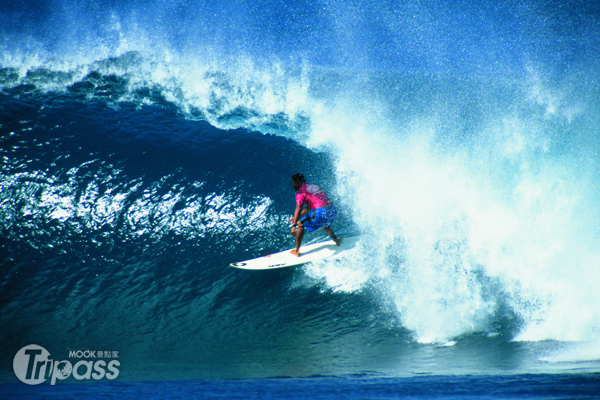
291, 224, 304, 256
323, 227, 341, 245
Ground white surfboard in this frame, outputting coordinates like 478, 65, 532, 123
230, 236, 361, 270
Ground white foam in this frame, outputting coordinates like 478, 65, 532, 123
304, 68, 600, 343
541, 340, 600, 363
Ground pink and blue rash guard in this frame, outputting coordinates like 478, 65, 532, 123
295, 183, 331, 210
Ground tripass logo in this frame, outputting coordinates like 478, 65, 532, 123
13, 344, 120, 385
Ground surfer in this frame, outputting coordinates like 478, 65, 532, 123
289, 174, 341, 256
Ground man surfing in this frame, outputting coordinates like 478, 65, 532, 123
289, 174, 341, 256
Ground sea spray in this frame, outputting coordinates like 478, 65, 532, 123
302, 69, 600, 344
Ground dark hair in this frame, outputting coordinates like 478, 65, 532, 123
292, 173, 306, 183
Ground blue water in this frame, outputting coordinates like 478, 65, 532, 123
1, 374, 600, 399
2, 0, 600, 398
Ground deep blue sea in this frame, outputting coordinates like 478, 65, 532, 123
2, 0, 600, 398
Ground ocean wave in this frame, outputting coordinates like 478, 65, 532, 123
2, 0, 600, 362
0, 51, 313, 140
3, 52, 600, 347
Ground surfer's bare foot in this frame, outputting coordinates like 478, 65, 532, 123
333, 237, 341, 246
290, 249, 300, 257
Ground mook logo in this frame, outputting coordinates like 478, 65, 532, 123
13, 344, 120, 385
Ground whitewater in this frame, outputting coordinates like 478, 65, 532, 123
1, 0, 600, 398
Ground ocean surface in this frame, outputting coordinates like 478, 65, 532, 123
2, 0, 600, 398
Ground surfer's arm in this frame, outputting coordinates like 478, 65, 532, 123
290, 203, 303, 226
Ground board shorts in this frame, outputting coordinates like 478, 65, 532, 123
299, 204, 337, 232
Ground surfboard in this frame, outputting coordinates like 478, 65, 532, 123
230, 236, 361, 270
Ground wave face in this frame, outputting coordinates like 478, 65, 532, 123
2, 0, 600, 380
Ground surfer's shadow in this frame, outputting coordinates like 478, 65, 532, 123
301, 244, 339, 257
301, 239, 358, 258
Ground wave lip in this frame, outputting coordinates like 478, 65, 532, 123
1, 50, 314, 142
